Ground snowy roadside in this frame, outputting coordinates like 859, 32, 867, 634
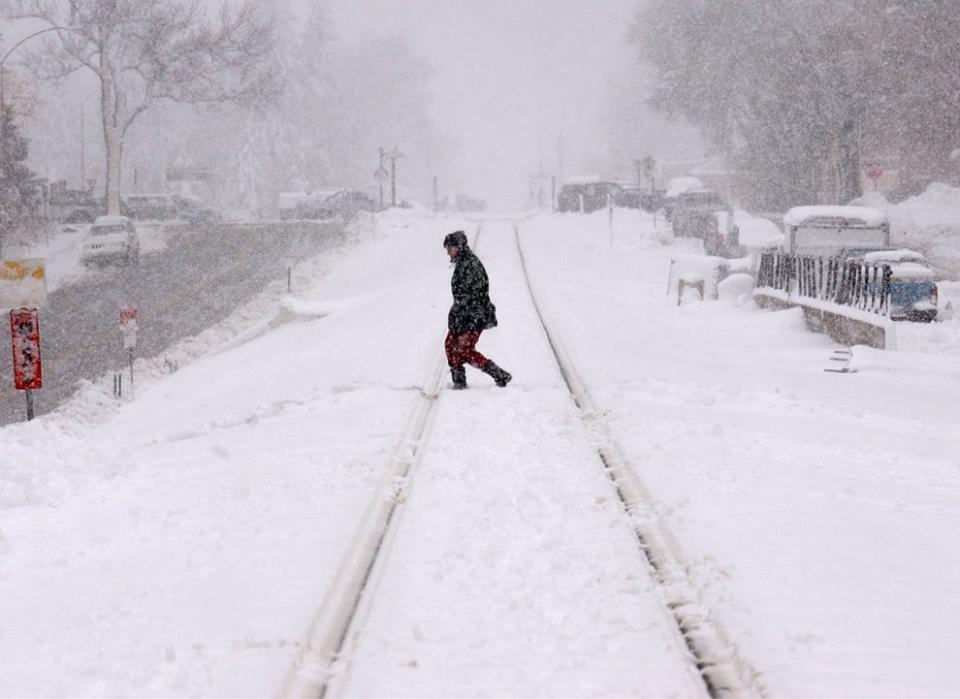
2, 221, 172, 294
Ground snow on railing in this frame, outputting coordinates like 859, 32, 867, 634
757, 251, 892, 316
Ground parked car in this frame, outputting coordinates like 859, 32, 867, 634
316, 190, 377, 220
46, 186, 100, 223
617, 186, 665, 213
81, 215, 140, 267
557, 179, 624, 213
615, 184, 642, 209
124, 193, 179, 220
278, 190, 338, 220
855, 249, 938, 322
669, 189, 726, 236
181, 206, 223, 225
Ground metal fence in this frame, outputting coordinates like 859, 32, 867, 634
757, 251, 892, 315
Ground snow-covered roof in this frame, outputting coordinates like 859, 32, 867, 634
93, 215, 130, 225
278, 190, 339, 209
562, 175, 601, 186
863, 249, 926, 265
665, 176, 704, 198
849, 249, 934, 279
886, 262, 935, 280
783, 205, 887, 228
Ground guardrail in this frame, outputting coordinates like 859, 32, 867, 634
757, 251, 892, 315
755, 251, 895, 349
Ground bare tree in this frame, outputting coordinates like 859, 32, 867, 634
3, 0, 277, 214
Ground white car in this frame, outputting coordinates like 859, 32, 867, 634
81, 215, 140, 267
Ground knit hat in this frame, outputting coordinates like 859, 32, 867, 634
443, 230, 468, 249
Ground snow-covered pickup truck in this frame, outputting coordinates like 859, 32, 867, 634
858, 249, 938, 322
783, 205, 890, 258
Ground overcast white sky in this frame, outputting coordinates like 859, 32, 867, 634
325, 0, 639, 209
2, 0, 644, 211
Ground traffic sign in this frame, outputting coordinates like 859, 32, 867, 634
120, 305, 138, 351
374, 166, 389, 183
865, 163, 883, 179
10, 308, 42, 390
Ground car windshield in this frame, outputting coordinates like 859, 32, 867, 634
91, 225, 126, 236
890, 281, 934, 306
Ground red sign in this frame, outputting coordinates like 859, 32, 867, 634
119, 305, 138, 351
10, 308, 42, 390
865, 163, 883, 180
119, 305, 138, 324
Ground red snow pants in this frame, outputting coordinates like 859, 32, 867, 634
445, 330, 489, 369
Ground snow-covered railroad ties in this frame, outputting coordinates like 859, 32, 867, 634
282, 220, 761, 698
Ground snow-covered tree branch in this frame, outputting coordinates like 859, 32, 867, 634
2, 0, 278, 214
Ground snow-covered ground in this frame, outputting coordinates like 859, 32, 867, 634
1, 206, 959, 696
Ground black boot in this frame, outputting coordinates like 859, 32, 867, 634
450, 366, 467, 390
482, 360, 512, 387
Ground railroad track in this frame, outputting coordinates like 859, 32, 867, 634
281, 220, 764, 698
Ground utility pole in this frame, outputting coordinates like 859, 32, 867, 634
538, 159, 544, 210
378, 147, 385, 209
555, 133, 565, 180
384, 147, 402, 207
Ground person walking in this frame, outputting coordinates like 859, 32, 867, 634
443, 230, 512, 390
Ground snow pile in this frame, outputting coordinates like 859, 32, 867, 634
561, 174, 601, 185
731, 208, 783, 248
665, 176, 704, 197
853, 183, 960, 277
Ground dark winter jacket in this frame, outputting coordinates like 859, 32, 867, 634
448, 247, 498, 333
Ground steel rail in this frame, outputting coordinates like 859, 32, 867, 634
279, 223, 485, 697
512, 223, 765, 698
